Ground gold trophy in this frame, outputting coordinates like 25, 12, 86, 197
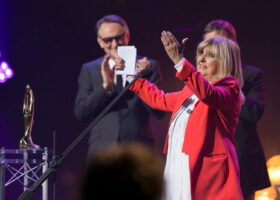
19, 84, 40, 149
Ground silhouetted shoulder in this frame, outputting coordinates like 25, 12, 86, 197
242, 64, 263, 79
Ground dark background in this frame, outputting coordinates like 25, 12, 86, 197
1, 0, 279, 199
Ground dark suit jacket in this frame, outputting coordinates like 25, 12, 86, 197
74, 55, 164, 157
235, 64, 270, 196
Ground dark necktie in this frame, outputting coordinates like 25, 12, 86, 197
116, 74, 123, 92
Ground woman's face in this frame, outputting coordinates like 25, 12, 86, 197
196, 46, 220, 84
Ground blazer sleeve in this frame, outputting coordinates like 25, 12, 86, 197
176, 59, 241, 111
130, 78, 182, 112
141, 59, 166, 119
74, 64, 114, 121
239, 67, 265, 122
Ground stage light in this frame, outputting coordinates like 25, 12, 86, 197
4, 67, 13, 78
0, 72, 7, 83
0, 52, 14, 83
267, 155, 280, 185
255, 186, 277, 200
0, 61, 9, 70
255, 155, 280, 200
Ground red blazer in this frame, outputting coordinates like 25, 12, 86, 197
130, 60, 244, 200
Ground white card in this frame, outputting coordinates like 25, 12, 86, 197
116, 46, 137, 75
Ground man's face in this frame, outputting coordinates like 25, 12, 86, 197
97, 22, 130, 58
204, 31, 228, 40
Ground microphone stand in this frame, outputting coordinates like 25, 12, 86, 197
17, 70, 152, 200
52, 131, 56, 200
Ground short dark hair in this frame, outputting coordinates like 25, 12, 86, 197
203, 20, 237, 41
95, 14, 129, 35
80, 143, 164, 200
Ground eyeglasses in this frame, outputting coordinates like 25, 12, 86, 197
99, 33, 126, 44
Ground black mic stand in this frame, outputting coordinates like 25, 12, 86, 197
17, 69, 152, 200
52, 131, 56, 200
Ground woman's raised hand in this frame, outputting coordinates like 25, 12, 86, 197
161, 31, 188, 64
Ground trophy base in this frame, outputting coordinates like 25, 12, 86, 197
19, 136, 40, 150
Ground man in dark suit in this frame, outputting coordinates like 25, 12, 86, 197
203, 20, 270, 200
74, 15, 164, 157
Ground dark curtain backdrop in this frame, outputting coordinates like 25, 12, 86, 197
1, 0, 279, 199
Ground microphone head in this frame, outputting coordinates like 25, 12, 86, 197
139, 69, 153, 78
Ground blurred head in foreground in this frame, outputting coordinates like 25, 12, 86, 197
80, 143, 164, 200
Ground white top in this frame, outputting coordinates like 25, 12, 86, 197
163, 94, 198, 200
109, 58, 127, 87
163, 57, 197, 200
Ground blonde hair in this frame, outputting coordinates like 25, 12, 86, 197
197, 37, 243, 88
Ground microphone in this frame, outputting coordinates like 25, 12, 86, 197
138, 68, 153, 78
125, 69, 152, 84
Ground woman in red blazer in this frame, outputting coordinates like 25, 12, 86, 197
127, 32, 244, 200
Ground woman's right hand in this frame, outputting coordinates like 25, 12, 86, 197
161, 31, 188, 65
